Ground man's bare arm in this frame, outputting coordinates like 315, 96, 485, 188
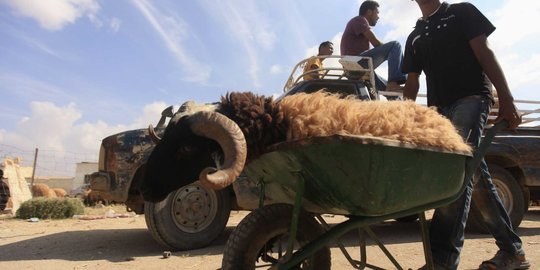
469, 35, 521, 129
402, 72, 420, 101
363, 29, 383, 47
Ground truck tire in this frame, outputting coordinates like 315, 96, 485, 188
0, 181, 10, 211
222, 204, 330, 270
467, 165, 525, 233
144, 181, 231, 250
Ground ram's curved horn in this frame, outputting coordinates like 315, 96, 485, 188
189, 111, 247, 190
148, 124, 161, 144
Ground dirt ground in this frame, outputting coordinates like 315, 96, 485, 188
1, 206, 539, 270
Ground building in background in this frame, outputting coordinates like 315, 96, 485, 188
5, 157, 98, 193
74, 162, 98, 189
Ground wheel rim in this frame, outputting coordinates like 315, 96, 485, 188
255, 230, 287, 266
493, 177, 513, 215
170, 182, 219, 233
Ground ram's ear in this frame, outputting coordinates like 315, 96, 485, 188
189, 112, 247, 189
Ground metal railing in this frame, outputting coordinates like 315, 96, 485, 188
283, 55, 376, 93
285, 56, 540, 128
379, 91, 540, 128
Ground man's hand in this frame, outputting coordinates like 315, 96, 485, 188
495, 98, 522, 130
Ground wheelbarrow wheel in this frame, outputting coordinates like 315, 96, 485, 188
222, 204, 331, 270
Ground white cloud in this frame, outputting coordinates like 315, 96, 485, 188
0, 72, 73, 100
487, 1, 540, 51
374, 0, 422, 41
3, 102, 83, 152
199, 0, 279, 87
270, 65, 282, 74
20, 34, 61, 57
487, 0, 540, 100
0, 101, 168, 176
209, 1, 276, 51
132, 0, 211, 83
110, 17, 121, 33
1, 0, 100, 31
130, 102, 170, 129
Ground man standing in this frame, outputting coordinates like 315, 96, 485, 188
402, 1, 528, 269
0, 169, 10, 212
303, 41, 334, 81
341, 0, 406, 91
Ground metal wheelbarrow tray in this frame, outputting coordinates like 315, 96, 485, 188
244, 134, 470, 217
224, 122, 506, 270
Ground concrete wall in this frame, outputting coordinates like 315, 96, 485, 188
31, 177, 74, 193
6, 158, 97, 194
74, 162, 98, 189
1, 158, 32, 213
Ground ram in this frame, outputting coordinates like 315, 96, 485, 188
141, 91, 470, 203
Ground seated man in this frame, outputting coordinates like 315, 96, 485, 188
341, 0, 406, 91
303, 41, 334, 81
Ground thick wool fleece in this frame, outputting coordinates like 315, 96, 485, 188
279, 92, 471, 153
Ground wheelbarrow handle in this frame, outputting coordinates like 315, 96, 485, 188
466, 120, 508, 177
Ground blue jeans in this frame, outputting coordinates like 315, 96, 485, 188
359, 41, 407, 91
430, 95, 524, 269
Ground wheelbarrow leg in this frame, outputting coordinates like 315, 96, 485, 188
359, 228, 367, 269
316, 215, 364, 269
315, 215, 400, 270
419, 212, 435, 270
363, 227, 403, 270
285, 172, 305, 259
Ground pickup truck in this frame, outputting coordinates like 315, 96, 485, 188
89, 55, 540, 250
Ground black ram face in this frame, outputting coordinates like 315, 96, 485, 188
141, 116, 221, 202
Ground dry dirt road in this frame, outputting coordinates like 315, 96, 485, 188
1, 207, 540, 270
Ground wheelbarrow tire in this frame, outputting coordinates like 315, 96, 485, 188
222, 204, 331, 270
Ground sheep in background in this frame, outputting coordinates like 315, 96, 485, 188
141, 91, 470, 203
32, 183, 57, 198
52, 188, 67, 198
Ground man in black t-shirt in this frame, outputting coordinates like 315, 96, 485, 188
402, 1, 528, 269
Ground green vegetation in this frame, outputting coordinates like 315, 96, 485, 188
16, 197, 85, 219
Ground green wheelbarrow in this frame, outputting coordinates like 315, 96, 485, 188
222, 121, 507, 270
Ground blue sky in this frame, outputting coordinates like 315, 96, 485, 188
1, 0, 539, 176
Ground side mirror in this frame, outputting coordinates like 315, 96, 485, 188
156, 106, 174, 128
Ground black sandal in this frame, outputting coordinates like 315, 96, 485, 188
479, 250, 530, 270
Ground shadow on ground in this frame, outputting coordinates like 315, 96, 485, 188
301, 209, 540, 248
1, 209, 538, 263
0, 226, 233, 262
